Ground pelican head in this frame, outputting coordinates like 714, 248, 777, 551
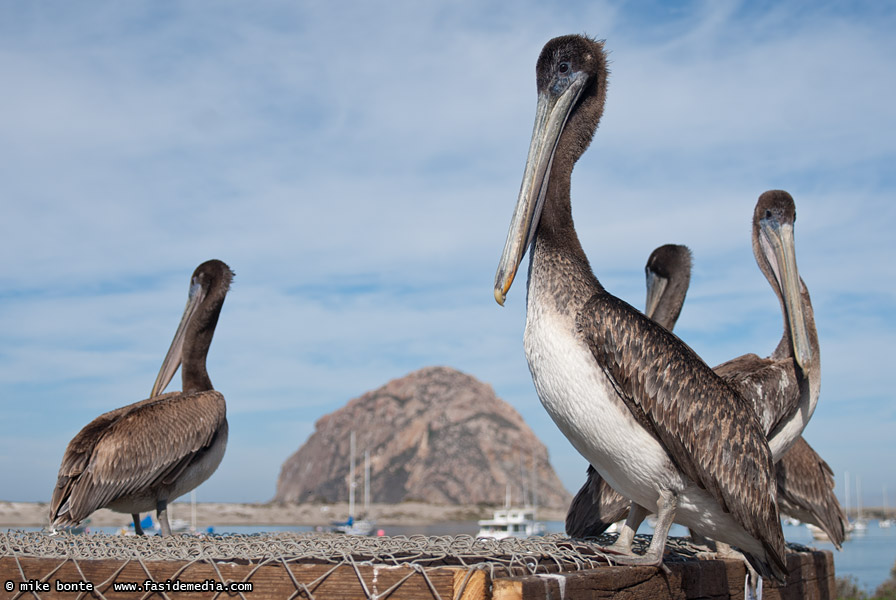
494, 35, 608, 305
753, 190, 812, 373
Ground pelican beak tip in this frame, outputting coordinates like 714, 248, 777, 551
494, 288, 506, 306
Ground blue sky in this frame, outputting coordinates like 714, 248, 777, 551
1, 1, 894, 511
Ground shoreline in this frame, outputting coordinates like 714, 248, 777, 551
0, 501, 567, 529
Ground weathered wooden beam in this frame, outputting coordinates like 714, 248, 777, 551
0, 550, 834, 600
490, 550, 834, 600
0, 557, 475, 599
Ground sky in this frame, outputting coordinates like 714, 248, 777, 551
1, 0, 894, 513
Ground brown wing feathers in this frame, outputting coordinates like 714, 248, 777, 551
50, 391, 225, 525
579, 293, 786, 570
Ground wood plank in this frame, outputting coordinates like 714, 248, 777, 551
493, 577, 523, 600
454, 567, 489, 600
486, 550, 834, 600
0, 557, 458, 600
0, 549, 835, 600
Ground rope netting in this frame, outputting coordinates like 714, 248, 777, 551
0, 530, 707, 599
0, 531, 813, 599
0, 530, 711, 568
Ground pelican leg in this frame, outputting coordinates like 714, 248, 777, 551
609, 502, 650, 553
156, 500, 172, 536
132, 513, 144, 536
602, 489, 678, 569
639, 488, 677, 563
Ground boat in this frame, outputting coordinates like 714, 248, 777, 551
853, 475, 868, 534
330, 514, 374, 536
478, 462, 546, 540
477, 506, 546, 540
881, 486, 893, 528
329, 432, 376, 536
806, 522, 850, 543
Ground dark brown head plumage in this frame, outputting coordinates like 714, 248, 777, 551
645, 244, 692, 331
536, 35, 609, 168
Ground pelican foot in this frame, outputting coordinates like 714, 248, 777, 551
586, 547, 672, 577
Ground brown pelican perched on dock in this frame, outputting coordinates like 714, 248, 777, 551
494, 35, 786, 581
716, 192, 842, 545
716, 190, 819, 460
567, 238, 846, 547
50, 260, 233, 536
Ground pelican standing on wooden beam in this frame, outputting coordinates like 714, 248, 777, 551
49, 260, 233, 535
493, 35, 787, 581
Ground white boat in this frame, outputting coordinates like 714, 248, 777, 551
807, 522, 851, 543
477, 506, 545, 539
330, 432, 377, 536
881, 486, 893, 528
853, 475, 868, 534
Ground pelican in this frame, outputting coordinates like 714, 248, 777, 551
716, 191, 841, 545
494, 35, 786, 581
716, 190, 819, 461
567, 238, 845, 547
50, 259, 233, 535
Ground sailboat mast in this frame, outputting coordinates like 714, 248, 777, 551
530, 450, 537, 510
349, 431, 356, 518
857, 476, 863, 520
364, 449, 371, 515
845, 470, 851, 520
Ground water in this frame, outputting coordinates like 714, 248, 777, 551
777, 520, 896, 594
18, 519, 896, 594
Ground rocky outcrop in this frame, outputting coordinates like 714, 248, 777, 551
274, 367, 570, 509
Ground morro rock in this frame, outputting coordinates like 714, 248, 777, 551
274, 366, 571, 509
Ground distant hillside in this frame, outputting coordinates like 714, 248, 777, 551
274, 366, 571, 510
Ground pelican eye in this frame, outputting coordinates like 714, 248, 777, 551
558, 62, 570, 74
765, 209, 773, 218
